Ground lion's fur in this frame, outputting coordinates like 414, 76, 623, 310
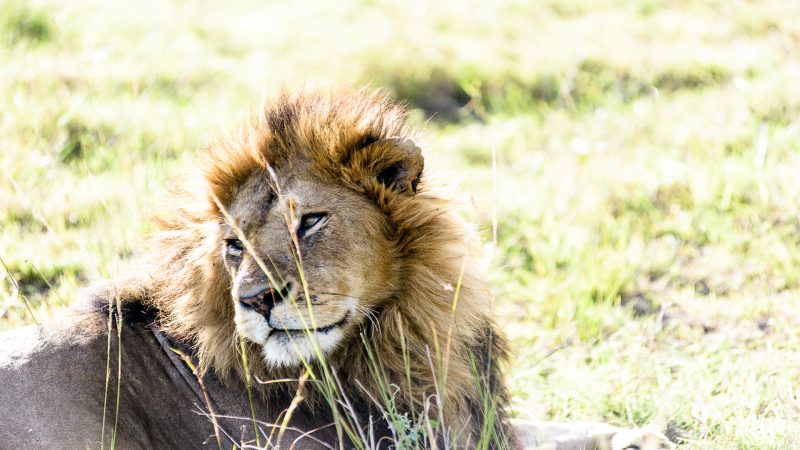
117, 87, 513, 446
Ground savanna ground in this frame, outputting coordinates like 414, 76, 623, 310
2, 0, 799, 448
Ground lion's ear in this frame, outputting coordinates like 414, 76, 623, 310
361, 137, 424, 195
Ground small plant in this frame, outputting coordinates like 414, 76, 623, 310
0, 1, 54, 45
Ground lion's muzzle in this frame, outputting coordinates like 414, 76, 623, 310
238, 281, 293, 319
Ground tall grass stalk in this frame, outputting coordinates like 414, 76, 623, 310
100, 295, 113, 450
274, 370, 309, 446
170, 347, 224, 450
238, 335, 262, 448
111, 294, 123, 449
440, 256, 468, 402
27, 261, 65, 306
0, 255, 37, 324
284, 195, 363, 449
98, 293, 124, 450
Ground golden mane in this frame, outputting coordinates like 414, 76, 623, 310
124, 87, 511, 445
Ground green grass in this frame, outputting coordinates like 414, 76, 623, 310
2, 0, 800, 448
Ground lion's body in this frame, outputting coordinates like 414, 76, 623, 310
0, 300, 670, 450
0, 299, 337, 448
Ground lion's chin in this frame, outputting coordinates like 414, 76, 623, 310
234, 307, 346, 368
260, 328, 345, 368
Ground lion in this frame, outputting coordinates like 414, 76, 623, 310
1, 87, 512, 449
138, 86, 515, 447
0, 87, 671, 450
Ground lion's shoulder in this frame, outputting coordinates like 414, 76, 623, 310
0, 288, 224, 448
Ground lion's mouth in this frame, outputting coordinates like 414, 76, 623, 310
267, 312, 349, 339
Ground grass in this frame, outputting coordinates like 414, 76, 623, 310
2, 0, 800, 448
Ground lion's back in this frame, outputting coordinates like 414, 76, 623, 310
0, 301, 214, 449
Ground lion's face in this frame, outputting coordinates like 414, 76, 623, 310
221, 171, 396, 368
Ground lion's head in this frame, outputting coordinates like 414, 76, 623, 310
137, 87, 512, 445
220, 136, 422, 367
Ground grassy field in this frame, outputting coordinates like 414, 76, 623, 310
2, 0, 800, 448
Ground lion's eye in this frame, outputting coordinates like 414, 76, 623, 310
226, 239, 244, 257
298, 212, 327, 237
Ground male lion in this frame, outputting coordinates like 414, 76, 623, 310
1, 88, 512, 449
0, 88, 671, 450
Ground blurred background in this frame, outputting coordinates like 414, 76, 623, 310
2, 0, 799, 447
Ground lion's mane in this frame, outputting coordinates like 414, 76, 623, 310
117, 87, 512, 446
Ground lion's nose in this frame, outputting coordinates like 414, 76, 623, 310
238, 282, 293, 318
